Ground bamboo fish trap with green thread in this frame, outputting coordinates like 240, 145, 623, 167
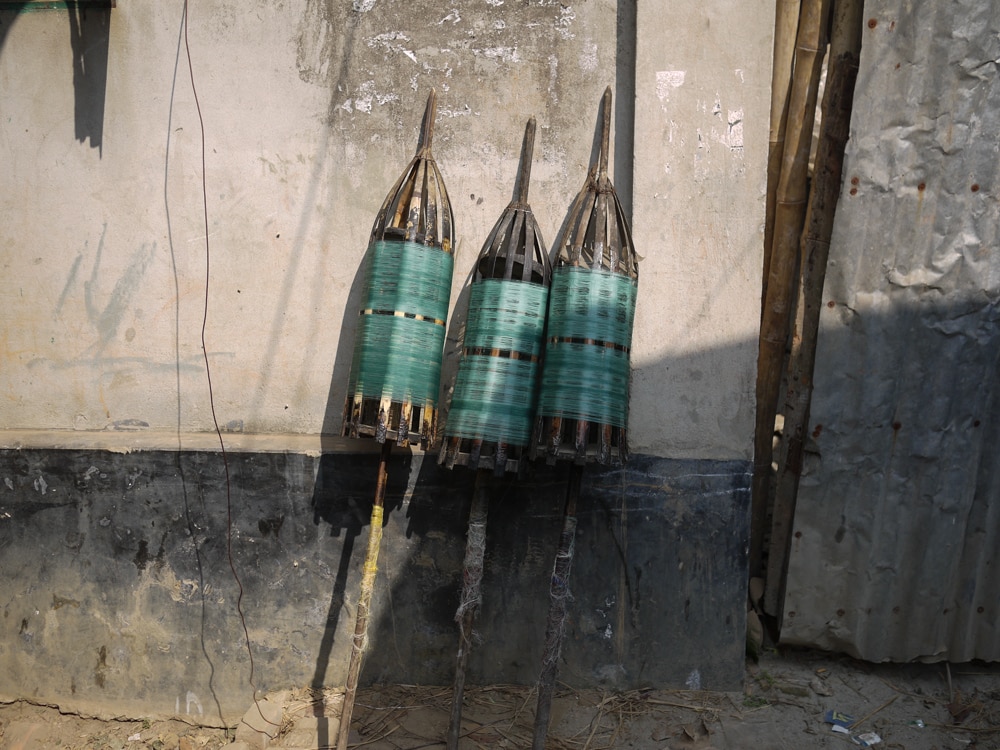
438, 118, 552, 750
532, 86, 639, 467
530, 86, 640, 750
440, 117, 552, 477
337, 90, 455, 750
342, 89, 455, 450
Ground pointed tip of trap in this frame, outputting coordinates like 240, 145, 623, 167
418, 89, 438, 154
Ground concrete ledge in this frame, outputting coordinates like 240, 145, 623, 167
0, 430, 390, 456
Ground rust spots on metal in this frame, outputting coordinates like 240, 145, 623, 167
867, 18, 878, 29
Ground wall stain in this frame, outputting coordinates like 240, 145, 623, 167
52, 594, 81, 610
133, 539, 150, 572
83, 237, 157, 356
95, 645, 107, 688
259, 515, 285, 537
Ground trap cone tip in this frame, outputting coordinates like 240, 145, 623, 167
418, 89, 438, 155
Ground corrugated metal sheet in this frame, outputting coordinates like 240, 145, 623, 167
780, 0, 1000, 661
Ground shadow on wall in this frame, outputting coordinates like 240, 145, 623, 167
0, 4, 110, 153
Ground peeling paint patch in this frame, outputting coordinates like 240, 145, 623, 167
727, 109, 745, 150
579, 41, 598, 72
353, 0, 377, 11
485, 0, 503, 5
34, 475, 48, 495
341, 81, 400, 113
368, 32, 419, 63
438, 10, 461, 24
548, 55, 559, 103
474, 46, 520, 63
556, 6, 576, 39
439, 104, 475, 118
656, 70, 686, 103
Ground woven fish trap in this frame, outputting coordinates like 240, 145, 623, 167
532, 87, 640, 466
440, 118, 552, 476
342, 90, 456, 448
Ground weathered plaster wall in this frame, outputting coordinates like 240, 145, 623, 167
2, 0, 626, 439
0, 0, 772, 723
632, 1, 772, 460
0, 0, 768, 461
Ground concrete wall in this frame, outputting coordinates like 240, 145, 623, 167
0, 0, 772, 724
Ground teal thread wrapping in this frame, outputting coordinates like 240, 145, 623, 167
537, 267, 638, 427
445, 279, 549, 445
348, 240, 454, 404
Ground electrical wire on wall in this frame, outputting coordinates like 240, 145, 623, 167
176, 0, 272, 727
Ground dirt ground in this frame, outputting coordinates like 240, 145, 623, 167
2, 647, 999, 749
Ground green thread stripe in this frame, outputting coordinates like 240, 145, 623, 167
446, 356, 540, 445
348, 240, 454, 404
544, 266, 637, 346
360, 240, 453, 321
537, 267, 637, 427
444, 279, 549, 445
462, 279, 549, 356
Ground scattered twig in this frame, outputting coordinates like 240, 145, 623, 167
849, 694, 898, 730
644, 698, 720, 713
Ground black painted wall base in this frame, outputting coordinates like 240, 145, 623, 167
0, 447, 749, 725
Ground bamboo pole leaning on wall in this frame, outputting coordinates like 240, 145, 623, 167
765, 0, 864, 619
749, 0, 832, 580
762, 0, 803, 307
338, 91, 455, 750
441, 117, 551, 750
530, 87, 639, 750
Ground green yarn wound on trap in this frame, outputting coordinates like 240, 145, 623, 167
445, 279, 549, 445
537, 266, 638, 427
348, 240, 454, 404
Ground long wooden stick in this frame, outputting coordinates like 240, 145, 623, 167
749, 0, 830, 579
447, 471, 491, 749
532, 464, 582, 749
765, 0, 863, 618
337, 440, 392, 750
762, 0, 803, 305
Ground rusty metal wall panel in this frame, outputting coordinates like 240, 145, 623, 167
780, 0, 1000, 661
